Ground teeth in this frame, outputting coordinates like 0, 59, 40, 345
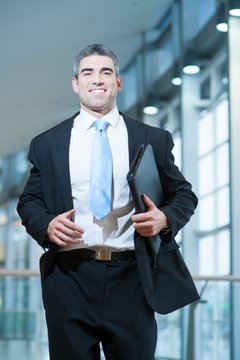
91, 89, 105, 93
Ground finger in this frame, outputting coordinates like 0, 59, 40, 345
49, 235, 69, 247
55, 223, 83, 238
135, 226, 157, 237
134, 225, 150, 236
131, 212, 153, 223
64, 208, 76, 219
142, 194, 156, 209
133, 222, 154, 232
133, 220, 152, 229
47, 231, 69, 246
50, 236, 77, 247
59, 217, 85, 234
133, 219, 159, 234
48, 223, 83, 243
53, 230, 82, 244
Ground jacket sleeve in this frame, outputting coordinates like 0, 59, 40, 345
154, 130, 198, 242
17, 139, 55, 248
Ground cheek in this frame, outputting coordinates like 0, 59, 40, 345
78, 88, 88, 99
109, 84, 118, 95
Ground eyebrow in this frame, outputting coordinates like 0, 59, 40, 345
80, 67, 114, 74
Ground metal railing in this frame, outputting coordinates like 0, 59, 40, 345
1, 269, 240, 282
0, 269, 39, 277
0, 270, 239, 360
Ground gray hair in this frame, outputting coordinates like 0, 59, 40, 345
73, 44, 120, 78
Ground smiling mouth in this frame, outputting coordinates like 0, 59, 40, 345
89, 89, 106, 94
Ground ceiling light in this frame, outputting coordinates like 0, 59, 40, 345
216, 22, 229, 32
171, 76, 182, 86
183, 49, 200, 75
183, 65, 200, 75
171, 64, 182, 86
229, 0, 240, 16
216, 2, 228, 32
143, 106, 159, 115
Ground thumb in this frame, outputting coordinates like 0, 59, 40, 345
64, 209, 76, 219
142, 194, 155, 210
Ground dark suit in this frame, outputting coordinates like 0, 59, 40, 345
17, 112, 199, 359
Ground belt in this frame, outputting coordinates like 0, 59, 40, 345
57, 248, 136, 262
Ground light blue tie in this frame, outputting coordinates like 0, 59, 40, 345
88, 119, 113, 220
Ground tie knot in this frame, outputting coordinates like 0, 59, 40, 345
94, 119, 109, 132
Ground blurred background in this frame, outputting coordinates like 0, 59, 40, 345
0, 0, 240, 359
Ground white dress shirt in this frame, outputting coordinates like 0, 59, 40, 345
64, 106, 135, 251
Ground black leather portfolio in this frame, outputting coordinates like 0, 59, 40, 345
127, 144, 164, 259
127, 144, 164, 212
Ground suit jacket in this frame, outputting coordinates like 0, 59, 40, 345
17, 112, 199, 314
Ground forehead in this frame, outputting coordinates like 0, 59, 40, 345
79, 55, 115, 71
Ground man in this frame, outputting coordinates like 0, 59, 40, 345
17, 44, 199, 360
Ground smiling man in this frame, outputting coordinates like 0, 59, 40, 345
72, 55, 122, 115
17, 44, 198, 360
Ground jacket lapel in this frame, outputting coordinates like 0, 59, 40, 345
52, 115, 76, 211
51, 112, 146, 211
122, 114, 148, 166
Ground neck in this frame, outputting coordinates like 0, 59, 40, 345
80, 104, 116, 119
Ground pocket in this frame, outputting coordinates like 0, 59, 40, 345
174, 248, 192, 277
158, 239, 180, 254
156, 243, 191, 279
39, 248, 57, 283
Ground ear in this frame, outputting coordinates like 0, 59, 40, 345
72, 76, 78, 94
117, 77, 123, 92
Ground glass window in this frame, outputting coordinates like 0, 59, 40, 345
216, 99, 229, 144
172, 132, 182, 170
199, 153, 215, 196
199, 235, 215, 275
118, 60, 138, 113
198, 112, 214, 156
0, 157, 9, 202
216, 143, 229, 188
12, 208, 29, 269
0, 158, 3, 194
0, 206, 8, 266
155, 31, 173, 78
216, 60, 228, 94
216, 230, 230, 274
197, 90, 230, 359
10, 151, 29, 189
216, 187, 230, 227
199, 194, 215, 231
155, 311, 181, 359
198, 99, 229, 231
199, 229, 230, 276
199, 282, 231, 360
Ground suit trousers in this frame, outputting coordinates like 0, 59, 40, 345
41, 250, 157, 360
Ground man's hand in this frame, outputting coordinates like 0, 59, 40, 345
47, 209, 84, 247
131, 194, 169, 237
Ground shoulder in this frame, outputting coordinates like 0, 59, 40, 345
31, 112, 79, 145
121, 112, 172, 141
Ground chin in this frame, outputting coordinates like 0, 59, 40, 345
91, 104, 112, 113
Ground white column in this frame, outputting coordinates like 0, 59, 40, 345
228, 15, 240, 360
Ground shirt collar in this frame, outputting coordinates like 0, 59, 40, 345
74, 107, 120, 130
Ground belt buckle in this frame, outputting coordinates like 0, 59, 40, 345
95, 249, 112, 261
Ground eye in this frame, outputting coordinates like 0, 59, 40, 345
104, 71, 112, 75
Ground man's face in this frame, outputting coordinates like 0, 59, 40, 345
72, 55, 122, 117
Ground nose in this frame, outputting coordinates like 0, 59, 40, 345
92, 72, 104, 84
